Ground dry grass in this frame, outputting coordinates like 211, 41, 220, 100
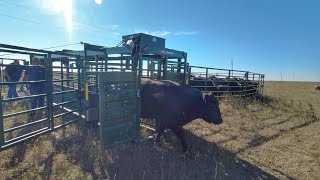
0, 81, 320, 180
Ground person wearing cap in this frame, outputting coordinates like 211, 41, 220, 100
3, 60, 25, 98
22, 57, 46, 117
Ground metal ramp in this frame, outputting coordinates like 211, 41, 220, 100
98, 72, 140, 147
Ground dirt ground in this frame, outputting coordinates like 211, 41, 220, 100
0, 81, 319, 180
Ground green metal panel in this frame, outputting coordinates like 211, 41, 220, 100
98, 72, 139, 147
122, 33, 166, 49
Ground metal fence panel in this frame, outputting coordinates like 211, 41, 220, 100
98, 72, 139, 147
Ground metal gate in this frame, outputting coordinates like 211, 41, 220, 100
98, 72, 140, 147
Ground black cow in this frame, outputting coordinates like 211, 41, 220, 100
141, 78, 223, 152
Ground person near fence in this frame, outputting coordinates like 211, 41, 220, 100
3, 60, 24, 98
22, 57, 46, 117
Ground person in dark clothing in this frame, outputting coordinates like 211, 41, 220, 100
3, 60, 24, 98
22, 57, 46, 116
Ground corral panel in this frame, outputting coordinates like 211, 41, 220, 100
99, 72, 139, 147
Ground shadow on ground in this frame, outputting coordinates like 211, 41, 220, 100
43, 124, 279, 180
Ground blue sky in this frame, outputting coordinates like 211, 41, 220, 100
0, 0, 319, 81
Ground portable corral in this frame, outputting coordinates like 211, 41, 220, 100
188, 66, 264, 99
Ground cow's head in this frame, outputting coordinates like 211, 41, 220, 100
202, 93, 223, 124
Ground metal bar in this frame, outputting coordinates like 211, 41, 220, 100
205, 68, 208, 92
76, 56, 83, 118
52, 99, 79, 107
0, 43, 52, 53
60, 58, 65, 111
3, 93, 46, 102
163, 57, 167, 80
52, 89, 77, 95
53, 109, 80, 118
190, 65, 255, 74
66, 62, 70, 87
157, 59, 161, 80
46, 53, 54, 130
227, 70, 231, 93
0, 97, 4, 146
1, 128, 51, 151
5, 127, 49, 145
52, 79, 78, 82
0, 80, 46, 85
53, 117, 81, 129
4, 118, 48, 133
95, 55, 98, 93
0, 49, 45, 56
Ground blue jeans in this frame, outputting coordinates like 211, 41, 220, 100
8, 83, 18, 98
30, 86, 45, 111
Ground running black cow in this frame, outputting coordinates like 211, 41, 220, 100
141, 78, 223, 152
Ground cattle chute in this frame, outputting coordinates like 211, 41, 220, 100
0, 33, 265, 151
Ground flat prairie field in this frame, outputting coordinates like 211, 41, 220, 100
0, 81, 319, 180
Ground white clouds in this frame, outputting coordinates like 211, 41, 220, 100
134, 29, 198, 37
94, 0, 103, 5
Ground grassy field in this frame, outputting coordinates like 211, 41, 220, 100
0, 81, 319, 179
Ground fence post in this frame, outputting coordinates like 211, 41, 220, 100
46, 53, 54, 130
83, 45, 88, 122
177, 58, 181, 73
244, 72, 249, 99
163, 57, 167, 80
60, 58, 65, 110
157, 59, 162, 80
261, 74, 264, 95
136, 50, 143, 137
95, 55, 99, 93
0, 96, 4, 147
227, 70, 231, 94
205, 68, 208, 92
121, 53, 124, 72
104, 52, 108, 71
187, 65, 191, 86
76, 56, 83, 119
66, 60, 70, 87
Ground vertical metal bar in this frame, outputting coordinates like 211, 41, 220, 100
177, 58, 181, 73
157, 59, 161, 80
227, 70, 231, 94
205, 68, 208, 92
257, 74, 260, 96
136, 50, 142, 137
60, 58, 64, 109
261, 74, 265, 95
120, 54, 124, 72
0, 96, 4, 147
245, 72, 248, 99
186, 65, 191, 86
77, 56, 83, 118
83, 45, 88, 122
147, 60, 150, 77
46, 54, 54, 130
163, 57, 167, 80
66, 60, 70, 87
95, 55, 98, 93
252, 73, 255, 97
71, 63, 75, 89
105, 53, 108, 72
